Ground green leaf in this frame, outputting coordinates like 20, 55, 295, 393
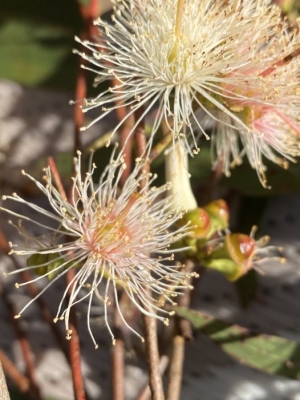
0, 0, 83, 90
176, 307, 300, 380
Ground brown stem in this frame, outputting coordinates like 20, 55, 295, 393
66, 269, 87, 400
135, 124, 149, 175
166, 260, 195, 400
134, 110, 165, 400
3, 290, 41, 400
111, 338, 124, 400
0, 360, 10, 400
0, 350, 29, 394
119, 113, 134, 187
149, 131, 172, 163
74, 64, 86, 154
136, 356, 169, 400
75, 0, 99, 154
111, 309, 125, 400
166, 335, 184, 400
142, 315, 165, 400
177, 261, 195, 342
67, 2, 100, 398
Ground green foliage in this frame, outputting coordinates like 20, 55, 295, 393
0, 0, 83, 90
176, 307, 300, 380
10, 387, 58, 400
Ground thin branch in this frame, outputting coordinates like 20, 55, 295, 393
119, 113, 134, 186
166, 336, 184, 400
68, 3, 101, 396
66, 272, 86, 400
134, 110, 165, 400
3, 289, 41, 400
49, 160, 86, 400
111, 308, 125, 400
149, 132, 172, 163
136, 356, 169, 400
166, 260, 195, 400
177, 261, 195, 342
48, 157, 67, 200
75, 0, 99, 154
260, 46, 300, 77
0, 349, 29, 394
142, 316, 165, 400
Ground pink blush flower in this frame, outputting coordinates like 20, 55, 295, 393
1, 151, 192, 347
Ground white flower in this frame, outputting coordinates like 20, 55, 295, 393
76, 0, 300, 183
210, 40, 300, 186
1, 150, 193, 347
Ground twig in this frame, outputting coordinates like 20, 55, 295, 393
136, 356, 169, 400
66, 269, 87, 400
260, 46, 300, 78
75, 0, 99, 154
166, 260, 196, 400
0, 349, 29, 394
68, 4, 101, 396
166, 336, 184, 400
3, 289, 41, 400
143, 316, 165, 400
48, 157, 67, 199
177, 260, 195, 341
134, 110, 165, 400
119, 112, 134, 186
111, 308, 124, 400
149, 132, 172, 163
0, 359, 10, 400
49, 159, 86, 400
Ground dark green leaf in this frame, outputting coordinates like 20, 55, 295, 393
176, 307, 300, 380
0, 0, 83, 90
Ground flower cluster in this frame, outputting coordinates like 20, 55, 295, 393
1, 0, 296, 346
1, 151, 194, 346
77, 0, 300, 184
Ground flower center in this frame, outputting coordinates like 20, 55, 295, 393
91, 194, 139, 257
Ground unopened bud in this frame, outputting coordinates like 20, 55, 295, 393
204, 199, 229, 234
181, 207, 211, 239
165, 141, 197, 213
225, 233, 255, 265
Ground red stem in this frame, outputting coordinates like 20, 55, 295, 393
4, 294, 42, 400
0, 349, 29, 395
48, 157, 67, 199
66, 270, 86, 400
66, 2, 101, 398
260, 47, 300, 77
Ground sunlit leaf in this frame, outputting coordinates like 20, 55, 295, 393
176, 307, 300, 380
